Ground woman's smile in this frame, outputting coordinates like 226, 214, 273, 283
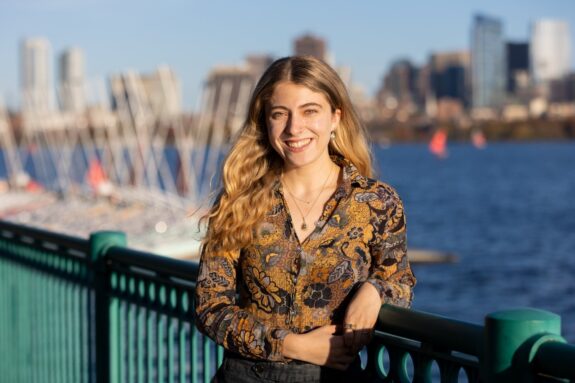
285, 138, 313, 151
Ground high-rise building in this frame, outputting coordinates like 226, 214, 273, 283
531, 20, 571, 83
59, 48, 86, 112
549, 73, 575, 102
429, 51, 470, 106
293, 34, 327, 61
141, 66, 182, 120
471, 14, 506, 110
20, 37, 54, 113
110, 66, 182, 122
506, 42, 530, 94
200, 56, 275, 142
377, 59, 421, 109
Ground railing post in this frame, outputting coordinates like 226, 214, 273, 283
90, 231, 126, 383
483, 308, 563, 382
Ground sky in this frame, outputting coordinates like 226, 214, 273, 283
1, 0, 575, 112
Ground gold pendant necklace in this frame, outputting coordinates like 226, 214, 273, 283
283, 164, 335, 231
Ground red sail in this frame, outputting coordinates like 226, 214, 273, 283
429, 129, 448, 158
87, 159, 107, 190
472, 130, 487, 149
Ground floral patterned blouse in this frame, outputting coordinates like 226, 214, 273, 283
194, 157, 416, 362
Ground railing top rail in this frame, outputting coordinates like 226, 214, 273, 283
534, 340, 575, 380
0, 219, 88, 256
378, 304, 483, 356
106, 245, 199, 283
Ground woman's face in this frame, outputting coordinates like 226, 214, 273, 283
266, 81, 340, 171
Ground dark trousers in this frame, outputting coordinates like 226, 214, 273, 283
212, 352, 371, 383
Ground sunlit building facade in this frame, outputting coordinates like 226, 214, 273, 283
141, 66, 182, 120
471, 14, 506, 110
110, 66, 182, 123
530, 20, 571, 83
59, 47, 86, 113
20, 37, 54, 113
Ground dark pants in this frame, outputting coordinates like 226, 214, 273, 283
212, 352, 371, 383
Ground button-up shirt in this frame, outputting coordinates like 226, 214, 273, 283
194, 157, 416, 362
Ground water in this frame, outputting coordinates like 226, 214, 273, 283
375, 142, 575, 342
1, 141, 574, 341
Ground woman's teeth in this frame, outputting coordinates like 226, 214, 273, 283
286, 138, 311, 148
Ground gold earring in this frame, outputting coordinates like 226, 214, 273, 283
330, 131, 336, 140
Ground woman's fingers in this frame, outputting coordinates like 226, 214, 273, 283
325, 344, 356, 370
343, 326, 354, 347
343, 317, 374, 351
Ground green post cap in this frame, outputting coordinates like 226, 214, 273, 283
89, 231, 126, 261
483, 308, 562, 383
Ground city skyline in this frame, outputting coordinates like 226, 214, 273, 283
1, 0, 575, 111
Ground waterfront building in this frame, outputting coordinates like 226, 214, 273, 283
471, 14, 506, 111
549, 73, 575, 103
376, 59, 422, 113
293, 33, 327, 62
531, 20, 571, 83
141, 66, 182, 121
20, 37, 54, 113
58, 47, 86, 113
429, 51, 470, 107
506, 42, 530, 95
110, 66, 182, 123
110, 71, 153, 125
200, 57, 271, 142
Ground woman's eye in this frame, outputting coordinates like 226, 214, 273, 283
304, 109, 318, 116
271, 112, 286, 119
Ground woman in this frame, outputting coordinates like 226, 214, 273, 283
195, 56, 416, 382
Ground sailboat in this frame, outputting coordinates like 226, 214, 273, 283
429, 129, 448, 158
471, 129, 487, 149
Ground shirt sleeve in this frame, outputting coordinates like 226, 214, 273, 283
366, 186, 416, 307
194, 246, 291, 362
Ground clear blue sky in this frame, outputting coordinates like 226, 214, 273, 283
1, 0, 574, 112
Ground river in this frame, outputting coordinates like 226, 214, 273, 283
375, 141, 575, 342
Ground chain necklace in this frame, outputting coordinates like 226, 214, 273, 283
282, 164, 335, 231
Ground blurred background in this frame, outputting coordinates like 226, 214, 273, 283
1, 0, 574, 340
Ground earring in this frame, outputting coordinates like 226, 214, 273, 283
330, 131, 336, 141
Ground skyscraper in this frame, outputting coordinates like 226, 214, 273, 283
430, 51, 470, 106
506, 42, 529, 94
20, 37, 53, 113
59, 48, 86, 113
378, 59, 420, 108
471, 14, 506, 110
293, 34, 327, 62
531, 20, 571, 83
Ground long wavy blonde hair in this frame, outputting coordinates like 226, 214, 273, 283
202, 56, 372, 255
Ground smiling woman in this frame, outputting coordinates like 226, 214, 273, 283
195, 56, 416, 382
266, 82, 340, 171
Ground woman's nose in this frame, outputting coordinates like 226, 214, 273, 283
285, 114, 305, 135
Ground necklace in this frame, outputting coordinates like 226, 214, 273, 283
282, 164, 335, 231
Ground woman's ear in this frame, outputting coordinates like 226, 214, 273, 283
332, 108, 341, 130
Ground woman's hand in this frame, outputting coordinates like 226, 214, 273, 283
282, 325, 356, 370
343, 282, 381, 353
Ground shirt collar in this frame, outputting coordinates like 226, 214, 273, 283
273, 155, 371, 198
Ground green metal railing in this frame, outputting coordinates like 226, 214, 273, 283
1, 220, 574, 382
